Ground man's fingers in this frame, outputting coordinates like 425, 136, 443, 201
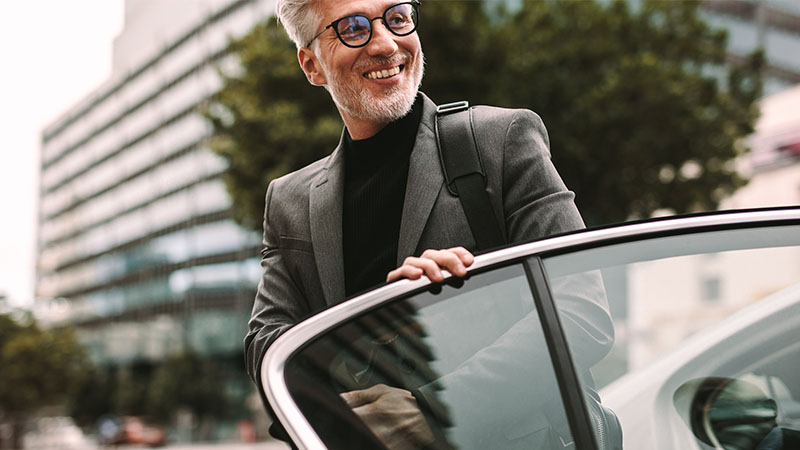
420, 249, 469, 277
387, 257, 443, 282
340, 384, 388, 407
409, 256, 445, 281
447, 246, 475, 266
345, 385, 435, 449
386, 265, 424, 282
341, 389, 370, 408
386, 248, 475, 282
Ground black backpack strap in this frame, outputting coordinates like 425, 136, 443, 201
435, 101, 506, 252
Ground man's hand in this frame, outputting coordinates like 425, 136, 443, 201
387, 247, 474, 283
341, 384, 435, 450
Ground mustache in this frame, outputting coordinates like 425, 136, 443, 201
354, 55, 409, 72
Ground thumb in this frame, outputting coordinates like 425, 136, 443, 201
340, 388, 372, 407
341, 384, 389, 407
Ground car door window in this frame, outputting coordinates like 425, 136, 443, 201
282, 264, 580, 450
541, 224, 800, 449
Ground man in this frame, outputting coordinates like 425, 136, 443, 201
245, 0, 608, 446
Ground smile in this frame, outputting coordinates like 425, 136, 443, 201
364, 65, 403, 80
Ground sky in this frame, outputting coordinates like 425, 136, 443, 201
0, 0, 124, 306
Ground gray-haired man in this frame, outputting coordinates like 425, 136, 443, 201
245, 0, 611, 447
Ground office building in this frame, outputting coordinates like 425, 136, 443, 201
701, 0, 800, 95
36, 0, 273, 366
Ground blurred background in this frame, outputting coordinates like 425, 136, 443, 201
1, 0, 799, 448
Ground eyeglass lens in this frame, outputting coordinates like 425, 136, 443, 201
336, 3, 417, 47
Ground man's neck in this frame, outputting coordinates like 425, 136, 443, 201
338, 95, 421, 140
344, 119, 390, 140
340, 109, 390, 140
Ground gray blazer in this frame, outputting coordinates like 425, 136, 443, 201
244, 93, 587, 385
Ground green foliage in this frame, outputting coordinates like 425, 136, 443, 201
488, 0, 762, 224
68, 366, 115, 429
114, 361, 154, 416
203, 21, 341, 230
68, 354, 240, 430
417, 1, 501, 105
146, 352, 230, 422
0, 313, 90, 417
206, 0, 762, 228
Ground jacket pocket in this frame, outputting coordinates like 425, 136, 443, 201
279, 236, 313, 253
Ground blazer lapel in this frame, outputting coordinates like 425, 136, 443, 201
397, 95, 445, 264
310, 142, 346, 306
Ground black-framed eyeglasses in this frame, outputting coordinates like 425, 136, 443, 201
306, 1, 420, 49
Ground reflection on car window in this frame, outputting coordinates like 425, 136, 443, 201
283, 264, 575, 449
543, 224, 800, 449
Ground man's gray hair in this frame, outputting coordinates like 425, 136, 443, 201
275, 0, 322, 49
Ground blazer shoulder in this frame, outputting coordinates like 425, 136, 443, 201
269, 153, 332, 200
467, 105, 549, 154
470, 105, 545, 130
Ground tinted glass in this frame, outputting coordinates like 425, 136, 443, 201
543, 224, 800, 449
336, 16, 371, 43
335, 3, 418, 46
283, 265, 576, 449
384, 3, 417, 33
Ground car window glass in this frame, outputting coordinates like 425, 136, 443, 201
283, 264, 576, 450
542, 224, 800, 449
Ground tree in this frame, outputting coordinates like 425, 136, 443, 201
145, 352, 231, 440
67, 366, 116, 430
204, 21, 341, 231
0, 313, 90, 448
487, 0, 762, 224
205, 0, 762, 229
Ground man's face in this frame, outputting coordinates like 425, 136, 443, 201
301, 0, 424, 135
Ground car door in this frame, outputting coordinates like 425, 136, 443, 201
261, 207, 800, 450
262, 262, 606, 449
541, 208, 800, 449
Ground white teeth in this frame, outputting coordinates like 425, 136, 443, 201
367, 66, 401, 79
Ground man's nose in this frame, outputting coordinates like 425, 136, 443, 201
366, 20, 399, 56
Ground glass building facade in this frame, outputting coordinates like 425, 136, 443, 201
700, 0, 800, 96
37, 0, 274, 366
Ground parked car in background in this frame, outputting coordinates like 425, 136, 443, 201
260, 208, 800, 449
97, 416, 166, 447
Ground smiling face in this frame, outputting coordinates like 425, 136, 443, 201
298, 0, 424, 139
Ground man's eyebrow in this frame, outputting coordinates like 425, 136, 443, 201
337, 2, 393, 18
336, 10, 367, 18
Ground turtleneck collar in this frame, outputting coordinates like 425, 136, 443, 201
343, 95, 424, 173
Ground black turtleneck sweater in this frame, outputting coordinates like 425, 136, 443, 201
343, 96, 424, 298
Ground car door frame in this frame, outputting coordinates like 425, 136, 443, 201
260, 207, 800, 449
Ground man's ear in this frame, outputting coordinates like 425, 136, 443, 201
298, 48, 327, 86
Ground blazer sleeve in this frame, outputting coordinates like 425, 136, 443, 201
244, 180, 311, 391
500, 109, 584, 241
499, 109, 614, 369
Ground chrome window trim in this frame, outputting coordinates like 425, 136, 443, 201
261, 207, 800, 449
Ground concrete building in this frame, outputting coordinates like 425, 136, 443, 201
701, 0, 800, 95
36, 0, 273, 367
726, 85, 800, 208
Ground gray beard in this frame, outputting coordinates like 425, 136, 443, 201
324, 52, 425, 125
